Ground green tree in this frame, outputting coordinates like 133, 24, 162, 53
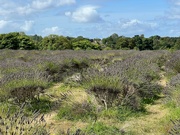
150, 35, 161, 50
142, 38, 153, 50
0, 34, 5, 49
116, 36, 129, 49
0, 32, 35, 50
1, 32, 20, 49
18, 36, 35, 50
72, 39, 91, 50
174, 38, 180, 50
102, 33, 119, 49
133, 35, 143, 50
40, 35, 71, 50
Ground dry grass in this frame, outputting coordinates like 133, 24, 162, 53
43, 83, 90, 134
120, 100, 169, 135
43, 108, 89, 134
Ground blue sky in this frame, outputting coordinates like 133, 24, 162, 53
0, 0, 180, 38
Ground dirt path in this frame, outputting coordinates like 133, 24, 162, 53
120, 71, 169, 134
120, 100, 168, 134
158, 71, 167, 87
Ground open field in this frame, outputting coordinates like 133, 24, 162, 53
0, 50, 180, 135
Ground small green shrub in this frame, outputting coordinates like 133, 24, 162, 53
57, 101, 96, 121
26, 98, 51, 113
99, 106, 142, 121
84, 76, 124, 109
84, 122, 121, 135
0, 79, 49, 103
84, 74, 162, 111
137, 82, 162, 104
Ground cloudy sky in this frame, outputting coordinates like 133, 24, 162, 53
0, 0, 180, 38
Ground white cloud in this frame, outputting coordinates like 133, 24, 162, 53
171, 0, 180, 6
80, 19, 159, 38
0, 20, 9, 29
65, 11, 71, 16
32, 0, 53, 10
16, 5, 35, 16
167, 0, 180, 19
120, 19, 157, 29
42, 26, 60, 35
0, 0, 76, 18
121, 19, 141, 29
56, 0, 76, 6
32, 0, 76, 10
65, 5, 103, 23
20, 21, 34, 32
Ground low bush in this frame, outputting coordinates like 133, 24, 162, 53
166, 51, 180, 73
84, 75, 162, 111
57, 101, 96, 121
26, 98, 52, 113
0, 79, 49, 103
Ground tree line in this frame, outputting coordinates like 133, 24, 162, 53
0, 32, 180, 50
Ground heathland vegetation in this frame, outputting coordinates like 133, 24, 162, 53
0, 32, 180, 134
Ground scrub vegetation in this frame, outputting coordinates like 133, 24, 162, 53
0, 49, 180, 134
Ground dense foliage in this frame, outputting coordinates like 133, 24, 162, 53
0, 32, 180, 50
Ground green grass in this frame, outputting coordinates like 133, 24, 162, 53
26, 98, 52, 113
163, 85, 180, 134
57, 101, 96, 121
99, 107, 145, 121
1, 79, 49, 91
0, 79, 49, 103
84, 122, 122, 135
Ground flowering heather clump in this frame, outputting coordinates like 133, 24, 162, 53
170, 74, 180, 86
166, 50, 180, 73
